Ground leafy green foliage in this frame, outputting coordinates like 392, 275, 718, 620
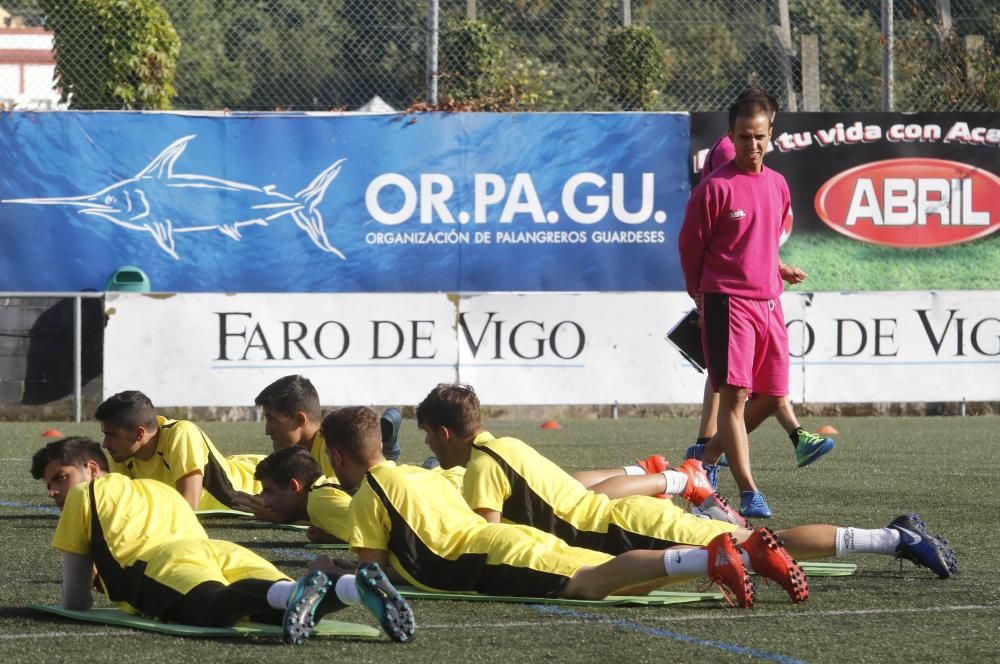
40, 0, 179, 109
599, 26, 666, 111
440, 19, 502, 101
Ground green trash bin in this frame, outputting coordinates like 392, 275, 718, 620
106, 265, 151, 292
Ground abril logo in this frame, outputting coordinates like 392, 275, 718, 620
814, 158, 999, 248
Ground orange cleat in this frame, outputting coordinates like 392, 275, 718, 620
704, 533, 754, 608
675, 458, 715, 506
636, 453, 670, 499
742, 527, 808, 604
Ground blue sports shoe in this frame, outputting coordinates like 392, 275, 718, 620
685, 442, 728, 468
283, 570, 333, 645
888, 514, 958, 579
703, 462, 720, 490
421, 456, 441, 469
739, 490, 773, 519
794, 429, 834, 468
380, 408, 402, 461
356, 562, 416, 642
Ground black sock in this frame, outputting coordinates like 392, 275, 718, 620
696, 437, 710, 446
790, 428, 803, 447
316, 581, 347, 619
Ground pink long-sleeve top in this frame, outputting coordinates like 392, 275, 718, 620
679, 161, 790, 300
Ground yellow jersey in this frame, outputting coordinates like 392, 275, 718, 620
305, 475, 352, 542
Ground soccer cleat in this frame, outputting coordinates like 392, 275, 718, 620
739, 491, 773, 519
636, 453, 669, 499
688, 492, 748, 527
685, 442, 728, 467
742, 527, 808, 603
356, 562, 416, 642
794, 429, 835, 468
888, 514, 958, 579
380, 407, 403, 461
704, 533, 754, 608
675, 458, 715, 506
283, 570, 333, 645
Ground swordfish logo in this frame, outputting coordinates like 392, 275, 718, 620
2, 135, 347, 260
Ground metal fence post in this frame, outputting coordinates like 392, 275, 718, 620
620, 0, 631, 28
801, 34, 820, 111
426, 0, 440, 106
467, 0, 477, 21
881, 0, 894, 111
73, 295, 82, 422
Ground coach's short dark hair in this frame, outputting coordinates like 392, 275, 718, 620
322, 407, 381, 464
31, 437, 109, 479
255, 446, 323, 487
94, 390, 158, 430
255, 375, 321, 421
728, 95, 774, 130
416, 383, 482, 437
736, 86, 778, 114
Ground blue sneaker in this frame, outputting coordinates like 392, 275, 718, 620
685, 442, 728, 468
421, 456, 441, 469
703, 462, 720, 490
380, 408, 402, 461
356, 562, 416, 642
794, 429, 834, 468
283, 570, 332, 645
739, 490, 773, 519
888, 514, 958, 579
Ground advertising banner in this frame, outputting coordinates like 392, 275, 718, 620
0, 112, 690, 293
690, 112, 1000, 291
104, 291, 999, 406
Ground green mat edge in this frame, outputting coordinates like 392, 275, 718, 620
194, 509, 253, 518
394, 586, 722, 606
303, 542, 350, 550
28, 603, 379, 639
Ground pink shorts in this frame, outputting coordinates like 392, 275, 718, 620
701, 293, 788, 397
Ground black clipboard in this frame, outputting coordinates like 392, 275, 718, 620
665, 309, 705, 373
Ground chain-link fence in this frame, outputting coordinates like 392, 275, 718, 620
0, 0, 995, 112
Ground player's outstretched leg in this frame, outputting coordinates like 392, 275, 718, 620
888, 514, 958, 579
283, 570, 333, 645
705, 532, 754, 608
356, 562, 416, 642
742, 527, 808, 603
380, 408, 403, 461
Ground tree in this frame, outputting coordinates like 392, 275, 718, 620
599, 26, 667, 111
40, 0, 180, 110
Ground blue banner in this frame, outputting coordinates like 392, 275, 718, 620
0, 112, 689, 292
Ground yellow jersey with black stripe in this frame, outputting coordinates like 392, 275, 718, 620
308, 430, 339, 481
349, 461, 610, 597
464, 431, 735, 554
306, 475, 352, 542
109, 416, 262, 509
50, 474, 279, 615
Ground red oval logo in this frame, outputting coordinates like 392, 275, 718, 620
814, 158, 1000, 248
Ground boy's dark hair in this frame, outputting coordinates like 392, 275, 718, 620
321, 407, 380, 464
416, 383, 482, 437
94, 390, 158, 430
31, 436, 109, 479
736, 86, 778, 114
728, 95, 774, 130
255, 446, 322, 487
255, 375, 321, 421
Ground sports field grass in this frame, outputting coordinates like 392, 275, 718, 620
780, 232, 1000, 291
2, 415, 998, 663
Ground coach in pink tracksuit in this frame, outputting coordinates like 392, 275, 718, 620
678, 95, 802, 519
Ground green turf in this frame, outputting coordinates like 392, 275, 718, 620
3, 416, 998, 662
780, 232, 1000, 291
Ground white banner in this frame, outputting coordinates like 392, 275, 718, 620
104, 291, 1000, 406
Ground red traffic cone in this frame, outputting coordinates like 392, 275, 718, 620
540, 420, 561, 430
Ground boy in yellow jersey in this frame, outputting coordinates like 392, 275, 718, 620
30, 436, 416, 644
308, 406, 801, 609
95, 391, 261, 511
415, 383, 958, 595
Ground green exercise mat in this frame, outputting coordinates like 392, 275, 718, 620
799, 561, 857, 577
393, 586, 722, 606
303, 542, 350, 550
28, 604, 379, 639
242, 520, 310, 531
195, 509, 253, 518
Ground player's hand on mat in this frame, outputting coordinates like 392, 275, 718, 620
231, 492, 280, 522
306, 525, 340, 544
779, 262, 807, 284
307, 554, 341, 574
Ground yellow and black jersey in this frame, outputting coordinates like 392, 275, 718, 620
306, 475, 352, 542
349, 461, 610, 597
464, 431, 736, 554
109, 416, 262, 509
52, 474, 285, 618
308, 430, 339, 482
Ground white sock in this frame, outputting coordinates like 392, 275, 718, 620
662, 548, 709, 577
266, 580, 296, 609
660, 470, 688, 496
623, 465, 645, 476
334, 574, 360, 605
835, 527, 900, 556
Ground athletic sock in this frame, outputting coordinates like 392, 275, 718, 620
334, 573, 361, 605
623, 465, 645, 476
266, 580, 296, 609
663, 548, 709, 577
835, 527, 901, 556
696, 437, 711, 446
660, 470, 688, 496
789, 428, 803, 448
